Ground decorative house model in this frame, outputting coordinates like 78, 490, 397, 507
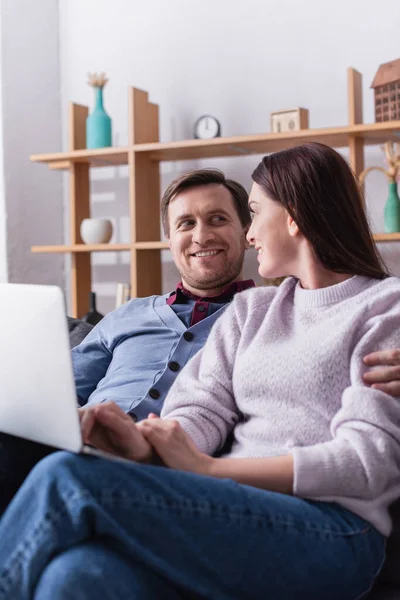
270, 108, 309, 133
371, 58, 400, 122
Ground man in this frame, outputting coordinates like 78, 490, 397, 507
0, 168, 253, 512
72, 168, 252, 419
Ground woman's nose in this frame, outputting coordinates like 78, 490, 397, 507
246, 223, 255, 246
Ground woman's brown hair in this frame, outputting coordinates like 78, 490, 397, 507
252, 142, 388, 279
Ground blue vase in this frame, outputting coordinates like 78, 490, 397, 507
86, 86, 112, 149
384, 181, 400, 233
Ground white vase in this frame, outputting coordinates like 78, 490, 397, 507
80, 218, 113, 244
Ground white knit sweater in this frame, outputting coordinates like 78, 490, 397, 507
161, 276, 400, 536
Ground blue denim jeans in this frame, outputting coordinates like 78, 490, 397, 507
0, 452, 385, 600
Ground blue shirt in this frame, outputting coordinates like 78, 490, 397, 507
72, 281, 254, 420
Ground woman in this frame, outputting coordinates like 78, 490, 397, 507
0, 142, 399, 600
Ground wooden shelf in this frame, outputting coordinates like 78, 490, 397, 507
374, 233, 400, 242
33, 236, 400, 253
134, 121, 400, 161
30, 72, 400, 317
30, 121, 400, 168
31, 243, 132, 253
135, 241, 169, 249
31, 242, 170, 254
30, 146, 130, 170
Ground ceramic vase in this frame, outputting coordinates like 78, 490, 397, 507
384, 181, 400, 233
80, 218, 113, 244
86, 75, 112, 149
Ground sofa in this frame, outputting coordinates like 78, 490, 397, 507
67, 316, 93, 349
68, 317, 400, 599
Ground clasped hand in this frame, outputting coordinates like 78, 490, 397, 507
79, 401, 211, 474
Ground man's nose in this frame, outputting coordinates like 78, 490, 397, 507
192, 224, 215, 245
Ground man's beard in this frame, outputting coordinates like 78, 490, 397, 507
180, 252, 245, 293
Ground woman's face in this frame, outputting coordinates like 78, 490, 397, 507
246, 183, 299, 279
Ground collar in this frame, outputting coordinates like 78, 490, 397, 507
166, 279, 255, 306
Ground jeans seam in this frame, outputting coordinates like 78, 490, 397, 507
352, 537, 387, 600
93, 492, 375, 539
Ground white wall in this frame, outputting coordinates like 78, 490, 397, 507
1, 0, 64, 288
0, 7, 7, 283
59, 0, 400, 314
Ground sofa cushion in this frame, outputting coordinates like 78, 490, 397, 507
367, 582, 400, 600
67, 317, 93, 349
375, 499, 400, 588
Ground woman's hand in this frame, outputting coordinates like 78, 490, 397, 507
79, 401, 153, 462
138, 415, 213, 474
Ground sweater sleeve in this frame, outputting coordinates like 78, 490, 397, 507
161, 299, 244, 455
292, 296, 400, 512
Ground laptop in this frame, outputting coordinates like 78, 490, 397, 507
0, 282, 131, 463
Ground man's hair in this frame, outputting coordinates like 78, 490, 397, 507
161, 168, 251, 236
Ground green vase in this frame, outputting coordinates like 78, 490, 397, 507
384, 181, 400, 233
86, 86, 112, 149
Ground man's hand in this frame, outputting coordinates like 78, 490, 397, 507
363, 349, 400, 396
79, 401, 152, 462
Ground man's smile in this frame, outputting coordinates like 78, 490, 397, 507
191, 249, 223, 258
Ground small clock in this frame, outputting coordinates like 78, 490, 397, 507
194, 115, 221, 139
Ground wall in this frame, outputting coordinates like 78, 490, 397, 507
59, 0, 400, 314
0, 0, 64, 288
0, 7, 6, 283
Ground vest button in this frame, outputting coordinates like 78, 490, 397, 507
168, 361, 180, 372
183, 331, 194, 341
149, 388, 160, 400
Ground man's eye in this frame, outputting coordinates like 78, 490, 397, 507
179, 220, 195, 229
210, 215, 226, 224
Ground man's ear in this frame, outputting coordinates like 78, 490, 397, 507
287, 215, 300, 237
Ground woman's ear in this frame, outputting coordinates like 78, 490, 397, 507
287, 214, 300, 237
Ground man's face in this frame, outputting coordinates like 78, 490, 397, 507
168, 184, 248, 295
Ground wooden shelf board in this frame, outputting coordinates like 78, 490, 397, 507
32, 235, 400, 254
31, 242, 171, 253
31, 243, 132, 253
135, 241, 169, 249
374, 233, 400, 242
30, 146, 130, 169
32, 233, 400, 254
30, 122, 400, 167
133, 121, 400, 161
